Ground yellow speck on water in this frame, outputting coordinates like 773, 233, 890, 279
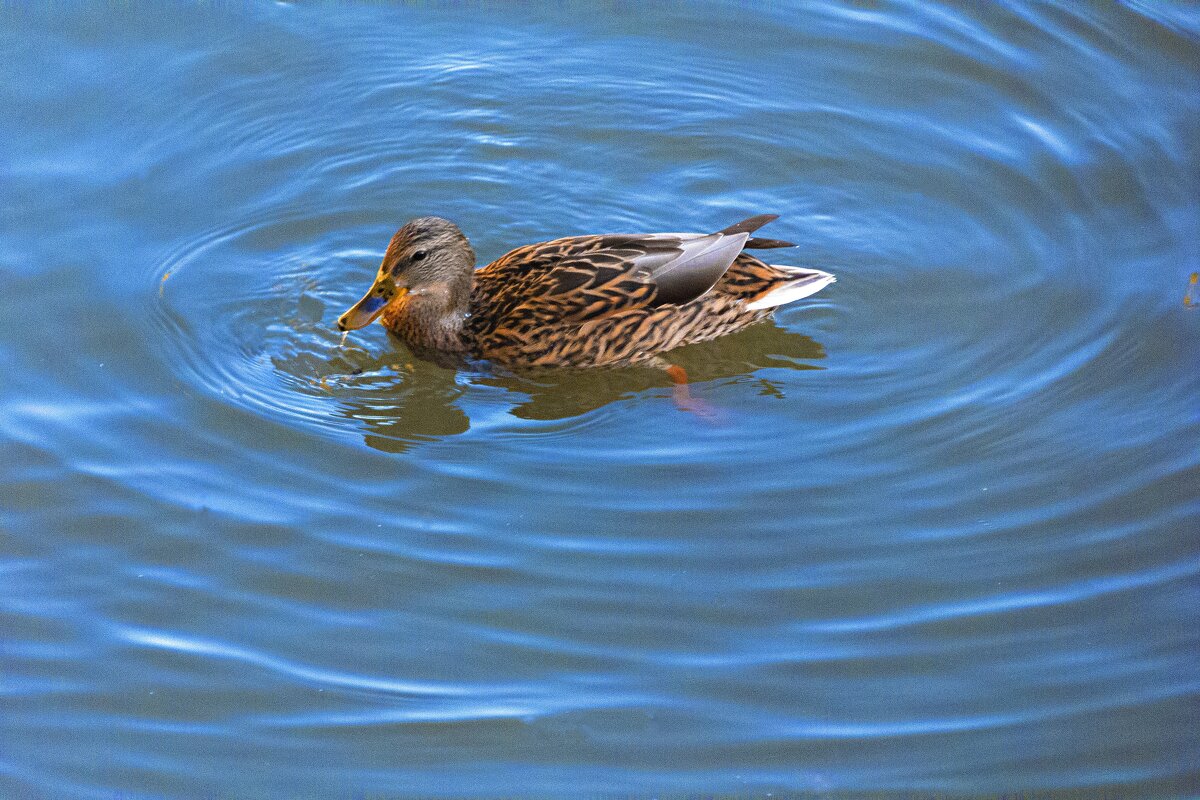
159, 270, 172, 296
1185, 272, 1198, 308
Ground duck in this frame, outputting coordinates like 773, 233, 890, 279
337, 214, 834, 374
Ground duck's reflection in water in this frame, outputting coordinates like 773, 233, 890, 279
332, 321, 824, 453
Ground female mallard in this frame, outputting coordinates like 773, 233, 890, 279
337, 214, 834, 370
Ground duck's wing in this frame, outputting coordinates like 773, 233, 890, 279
475, 215, 786, 332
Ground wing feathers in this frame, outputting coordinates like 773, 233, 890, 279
718, 214, 779, 236
744, 236, 795, 249
477, 214, 805, 331
647, 232, 748, 306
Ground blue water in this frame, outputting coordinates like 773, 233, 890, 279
2, 3, 1198, 797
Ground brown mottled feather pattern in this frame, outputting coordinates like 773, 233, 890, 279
466, 248, 795, 368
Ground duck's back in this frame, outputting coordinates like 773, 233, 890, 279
462, 218, 834, 368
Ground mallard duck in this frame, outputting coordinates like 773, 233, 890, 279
337, 214, 834, 371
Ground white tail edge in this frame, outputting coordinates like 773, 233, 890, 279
746, 266, 836, 310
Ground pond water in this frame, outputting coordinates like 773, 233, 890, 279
2, 3, 1198, 797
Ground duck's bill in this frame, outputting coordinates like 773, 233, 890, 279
337, 285, 406, 331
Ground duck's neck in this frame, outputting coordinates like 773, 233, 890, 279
381, 277, 472, 355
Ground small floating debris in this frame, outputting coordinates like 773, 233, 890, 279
159, 270, 172, 297
1185, 272, 1198, 309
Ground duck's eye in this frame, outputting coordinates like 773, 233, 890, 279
411, 251, 427, 262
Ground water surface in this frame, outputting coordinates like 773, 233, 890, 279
2, 3, 1198, 797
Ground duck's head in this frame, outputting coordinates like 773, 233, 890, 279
337, 216, 476, 331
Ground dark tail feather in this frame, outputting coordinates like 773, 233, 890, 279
744, 236, 796, 249
718, 214, 778, 236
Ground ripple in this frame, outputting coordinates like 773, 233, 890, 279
116, 625, 473, 698
806, 557, 1200, 634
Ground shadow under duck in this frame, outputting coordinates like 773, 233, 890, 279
337, 214, 834, 370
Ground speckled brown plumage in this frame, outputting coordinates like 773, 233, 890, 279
337, 215, 835, 369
